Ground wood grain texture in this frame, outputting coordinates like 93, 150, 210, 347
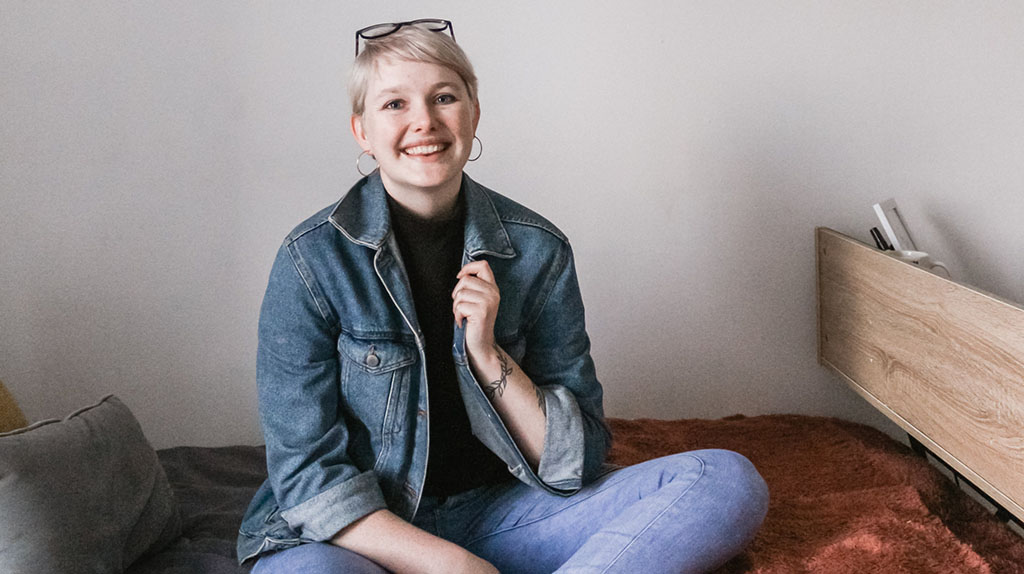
0, 378, 28, 433
817, 227, 1024, 522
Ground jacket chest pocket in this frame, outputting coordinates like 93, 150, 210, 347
337, 333, 418, 440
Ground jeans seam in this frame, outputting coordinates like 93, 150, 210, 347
599, 454, 706, 574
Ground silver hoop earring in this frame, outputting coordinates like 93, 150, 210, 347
356, 150, 378, 177
468, 136, 482, 162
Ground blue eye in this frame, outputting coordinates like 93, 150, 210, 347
384, 100, 403, 110
436, 94, 456, 104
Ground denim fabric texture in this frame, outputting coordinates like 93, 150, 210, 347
252, 451, 770, 573
252, 542, 389, 574
237, 172, 612, 563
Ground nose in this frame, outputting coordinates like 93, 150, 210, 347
410, 101, 438, 132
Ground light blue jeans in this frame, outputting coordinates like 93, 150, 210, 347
253, 450, 769, 574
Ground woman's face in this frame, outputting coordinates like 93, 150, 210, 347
352, 58, 479, 205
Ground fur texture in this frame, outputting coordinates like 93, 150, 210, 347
607, 415, 1024, 574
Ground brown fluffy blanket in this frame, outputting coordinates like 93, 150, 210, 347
607, 415, 1024, 574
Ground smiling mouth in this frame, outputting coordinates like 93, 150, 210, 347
403, 143, 449, 156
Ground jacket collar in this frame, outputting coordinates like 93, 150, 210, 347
329, 171, 516, 259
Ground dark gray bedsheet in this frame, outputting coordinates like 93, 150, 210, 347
126, 445, 266, 574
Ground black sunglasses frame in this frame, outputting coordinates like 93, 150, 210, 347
355, 19, 455, 56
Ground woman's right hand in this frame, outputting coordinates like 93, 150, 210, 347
331, 509, 498, 574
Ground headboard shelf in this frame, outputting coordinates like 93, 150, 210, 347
816, 227, 1024, 522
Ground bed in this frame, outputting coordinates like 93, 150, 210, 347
3, 228, 1023, 573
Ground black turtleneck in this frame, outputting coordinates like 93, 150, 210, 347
386, 193, 510, 497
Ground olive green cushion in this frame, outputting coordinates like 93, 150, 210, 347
0, 379, 28, 432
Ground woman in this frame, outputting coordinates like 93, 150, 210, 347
238, 20, 769, 574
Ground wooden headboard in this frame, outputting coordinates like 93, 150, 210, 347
816, 227, 1024, 522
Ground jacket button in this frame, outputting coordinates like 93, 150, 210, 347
366, 352, 380, 368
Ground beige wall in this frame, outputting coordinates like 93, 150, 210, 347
3, 1, 1021, 448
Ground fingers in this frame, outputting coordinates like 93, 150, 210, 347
457, 260, 495, 283
452, 260, 499, 337
453, 295, 488, 326
452, 279, 497, 324
452, 260, 499, 308
452, 274, 493, 298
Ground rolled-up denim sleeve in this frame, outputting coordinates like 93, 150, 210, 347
257, 242, 386, 541
525, 243, 611, 489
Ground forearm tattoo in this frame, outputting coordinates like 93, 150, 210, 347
483, 344, 513, 401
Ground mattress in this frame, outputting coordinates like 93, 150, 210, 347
125, 416, 1024, 574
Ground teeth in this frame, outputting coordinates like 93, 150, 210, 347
404, 144, 445, 155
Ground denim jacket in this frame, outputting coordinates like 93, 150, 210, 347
237, 172, 611, 563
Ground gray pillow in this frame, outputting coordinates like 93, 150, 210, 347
0, 395, 181, 574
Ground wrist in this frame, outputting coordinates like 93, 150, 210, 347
445, 548, 497, 574
430, 544, 485, 574
468, 342, 502, 370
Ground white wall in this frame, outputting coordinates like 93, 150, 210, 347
3, 2, 1022, 448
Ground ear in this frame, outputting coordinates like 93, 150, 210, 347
351, 114, 371, 154
472, 99, 481, 132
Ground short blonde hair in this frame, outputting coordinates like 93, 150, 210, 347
349, 25, 478, 116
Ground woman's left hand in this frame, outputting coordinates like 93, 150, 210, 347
452, 260, 500, 360
453, 260, 547, 467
